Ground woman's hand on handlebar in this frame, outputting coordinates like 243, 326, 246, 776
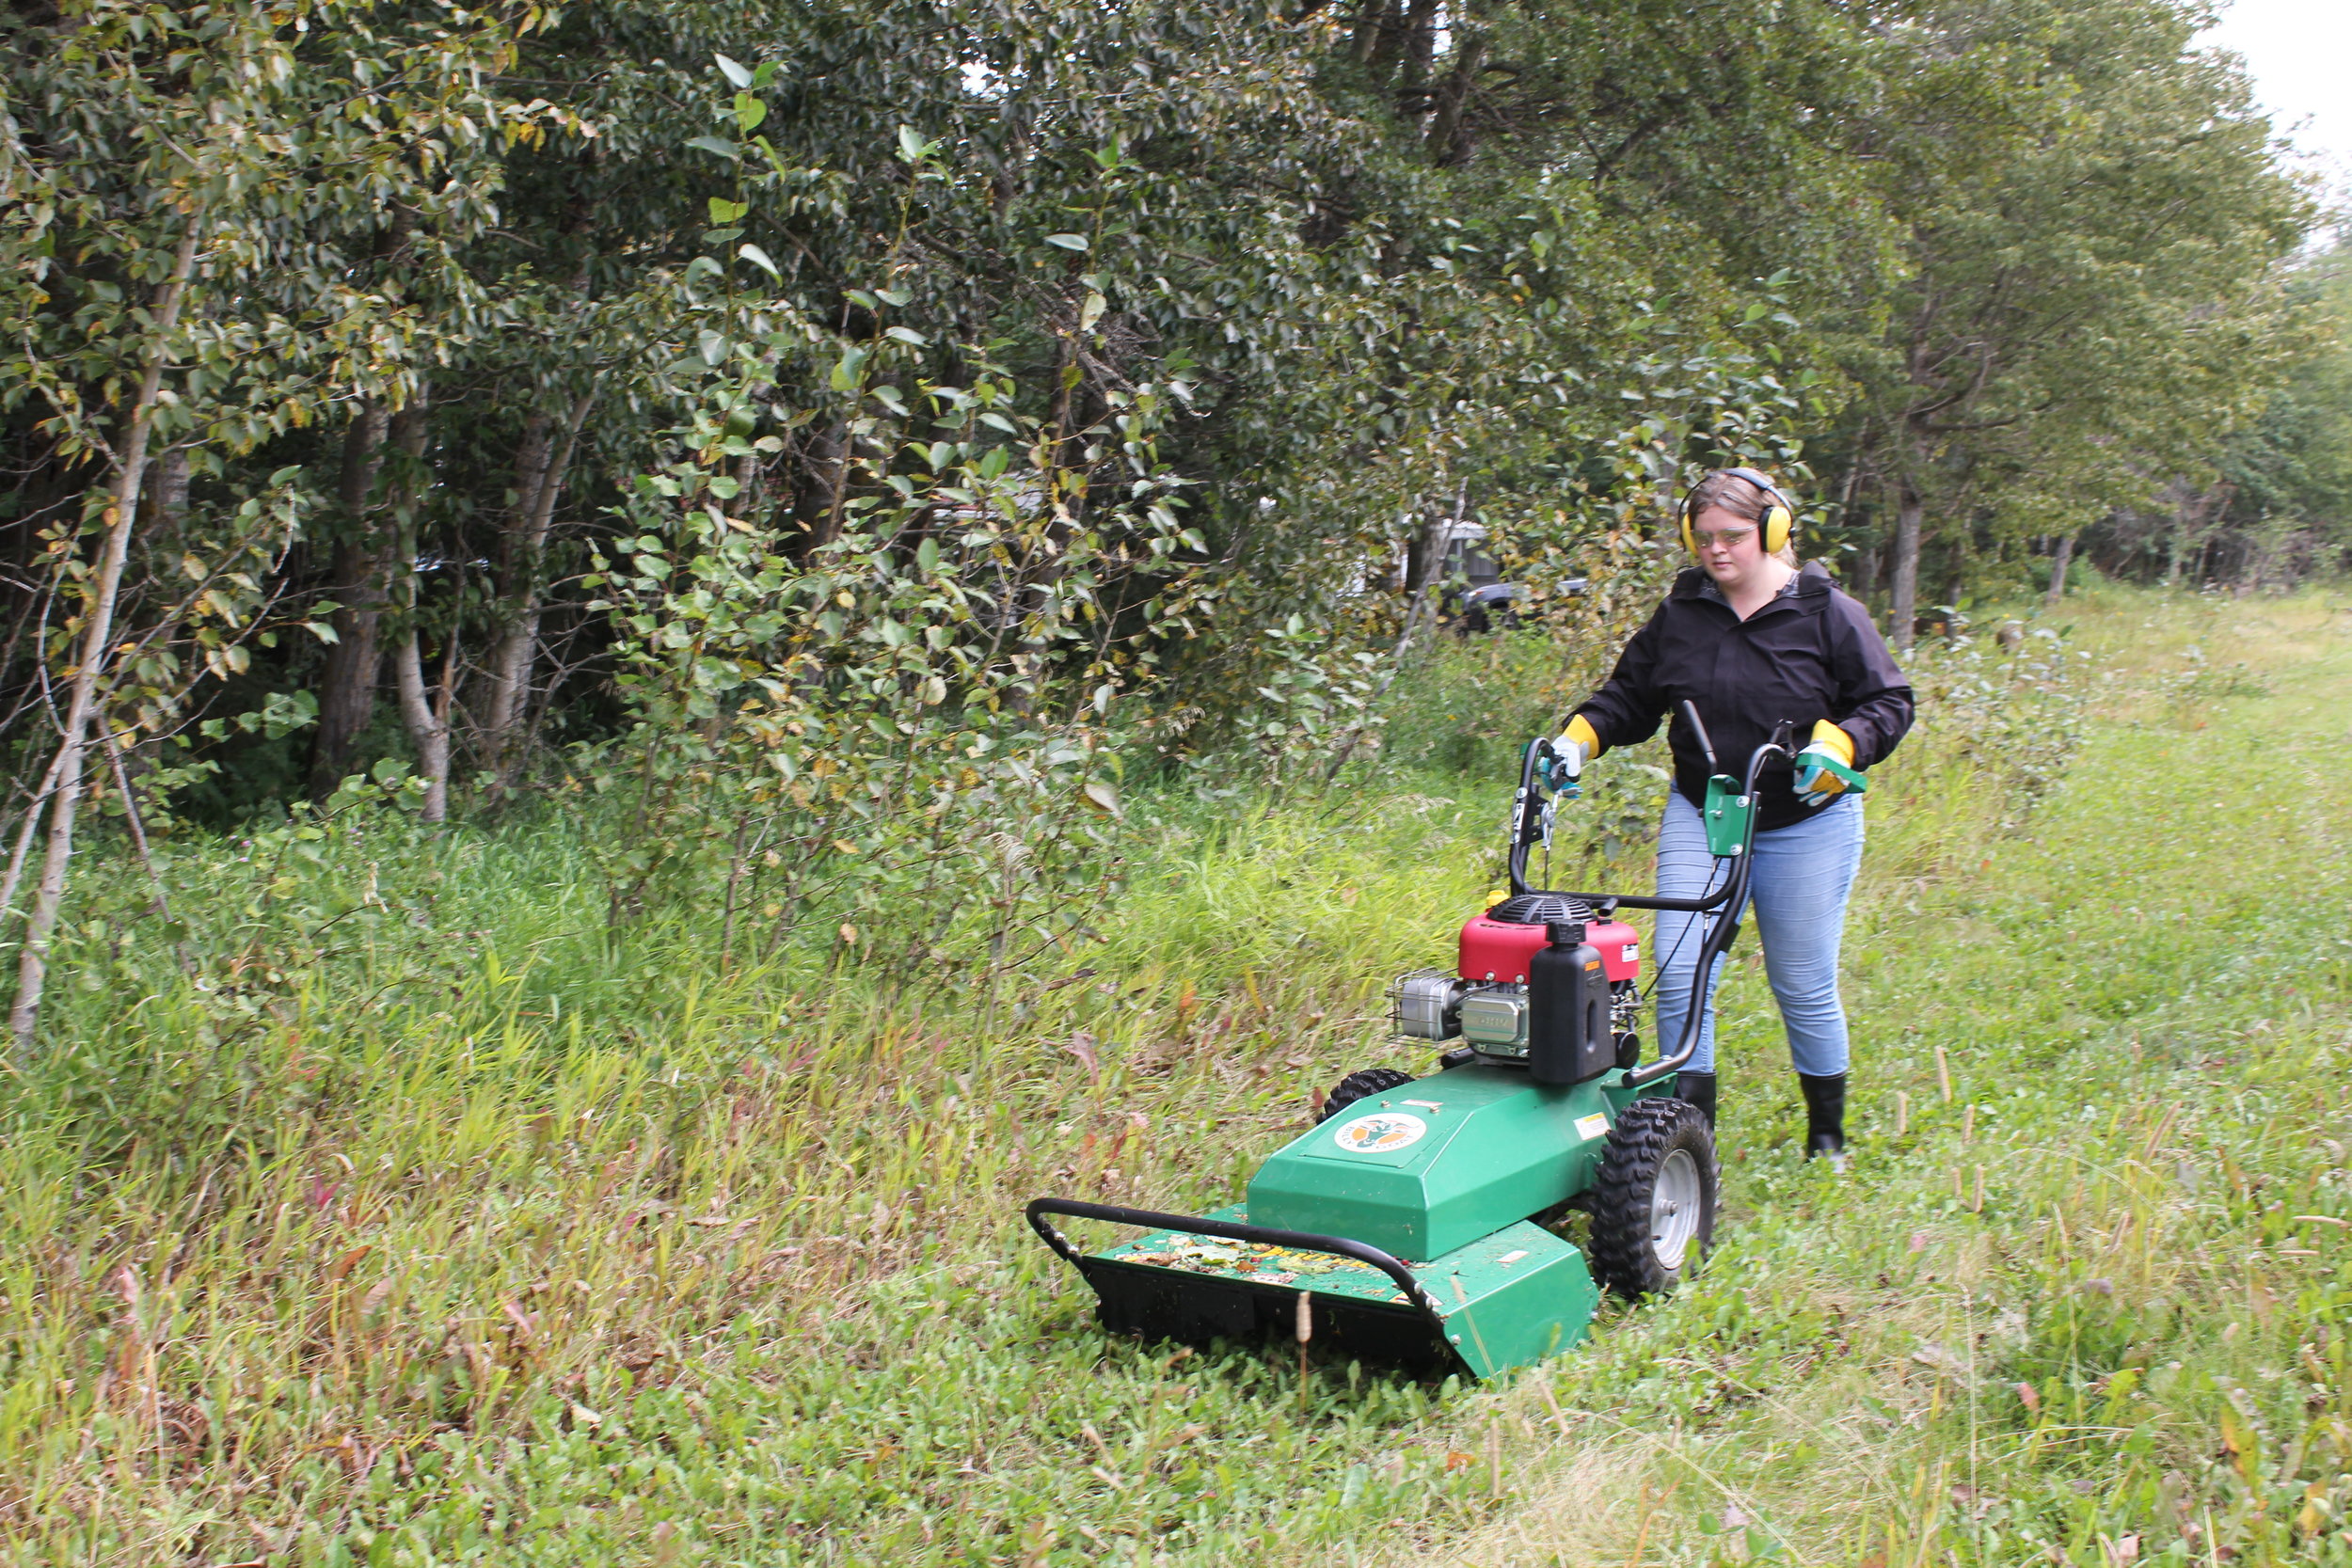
1548, 715, 1599, 796
1794, 720, 1863, 806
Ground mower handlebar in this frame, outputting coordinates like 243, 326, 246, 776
1507, 734, 1737, 909
1506, 724, 1796, 1087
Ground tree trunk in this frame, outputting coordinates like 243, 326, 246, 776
394, 630, 451, 824
803, 420, 850, 550
1425, 33, 1486, 166
2045, 532, 2075, 604
142, 446, 190, 533
1395, 0, 1440, 97
382, 403, 447, 821
1362, 0, 1406, 71
308, 402, 393, 795
10, 224, 199, 1059
0, 744, 72, 939
480, 389, 594, 788
1888, 483, 1923, 651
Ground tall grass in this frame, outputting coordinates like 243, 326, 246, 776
1, 586, 2344, 1565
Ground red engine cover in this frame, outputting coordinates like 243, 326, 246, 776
1458, 915, 1641, 984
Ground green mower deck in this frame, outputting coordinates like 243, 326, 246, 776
1028, 1065, 1669, 1378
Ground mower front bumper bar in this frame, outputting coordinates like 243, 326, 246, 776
1027, 1197, 1446, 1314
1026, 1196, 1595, 1376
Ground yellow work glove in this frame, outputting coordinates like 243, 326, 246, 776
1548, 714, 1600, 795
1793, 720, 1864, 806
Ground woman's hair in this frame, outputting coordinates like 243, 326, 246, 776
1684, 471, 1800, 565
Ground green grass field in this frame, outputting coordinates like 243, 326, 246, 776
4, 587, 2348, 1566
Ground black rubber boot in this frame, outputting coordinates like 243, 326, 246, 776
1798, 1071, 1848, 1167
1674, 1070, 1717, 1131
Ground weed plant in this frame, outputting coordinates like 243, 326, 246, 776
1, 588, 2345, 1566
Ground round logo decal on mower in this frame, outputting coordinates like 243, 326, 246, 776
1331, 1111, 1427, 1154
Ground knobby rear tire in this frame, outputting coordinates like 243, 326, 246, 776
1588, 1096, 1718, 1298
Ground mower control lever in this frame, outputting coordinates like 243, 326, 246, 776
1679, 700, 1720, 771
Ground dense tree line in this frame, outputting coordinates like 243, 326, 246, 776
0, 0, 2337, 1044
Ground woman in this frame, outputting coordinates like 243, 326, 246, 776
1552, 468, 1913, 1163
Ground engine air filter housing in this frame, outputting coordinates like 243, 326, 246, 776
1485, 893, 1596, 927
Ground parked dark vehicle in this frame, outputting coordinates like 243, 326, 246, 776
1430, 525, 1587, 632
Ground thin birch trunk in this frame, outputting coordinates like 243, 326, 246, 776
2046, 532, 2075, 604
394, 632, 451, 824
103, 730, 194, 976
384, 403, 449, 824
0, 745, 72, 932
481, 388, 593, 787
1889, 483, 1924, 652
10, 224, 200, 1059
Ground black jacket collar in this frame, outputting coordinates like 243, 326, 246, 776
1670, 561, 1835, 613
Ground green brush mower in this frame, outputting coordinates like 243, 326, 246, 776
1028, 707, 1797, 1377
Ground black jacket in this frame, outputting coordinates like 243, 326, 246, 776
1571, 563, 1914, 832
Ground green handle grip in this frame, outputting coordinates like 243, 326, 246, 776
1800, 752, 1867, 795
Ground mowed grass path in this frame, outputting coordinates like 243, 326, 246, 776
2, 590, 2346, 1566
1404, 591, 2352, 1568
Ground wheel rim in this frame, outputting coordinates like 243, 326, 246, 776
1649, 1148, 1703, 1270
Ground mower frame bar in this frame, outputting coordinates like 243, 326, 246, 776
1623, 728, 1792, 1086
1025, 1196, 1450, 1322
1508, 715, 1797, 1089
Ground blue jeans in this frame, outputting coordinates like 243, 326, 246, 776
1649, 791, 1865, 1077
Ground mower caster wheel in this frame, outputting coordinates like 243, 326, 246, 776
1588, 1097, 1718, 1298
1317, 1068, 1417, 1123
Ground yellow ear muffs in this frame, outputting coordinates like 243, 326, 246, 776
1680, 471, 1797, 555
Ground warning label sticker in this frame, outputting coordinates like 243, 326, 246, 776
1331, 1111, 1428, 1154
1575, 1113, 1611, 1140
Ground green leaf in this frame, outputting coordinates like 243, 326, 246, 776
738, 243, 782, 280
896, 125, 937, 164
714, 53, 754, 88
1044, 233, 1089, 252
734, 92, 767, 134
707, 197, 749, 224
687, 135, 740, 160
